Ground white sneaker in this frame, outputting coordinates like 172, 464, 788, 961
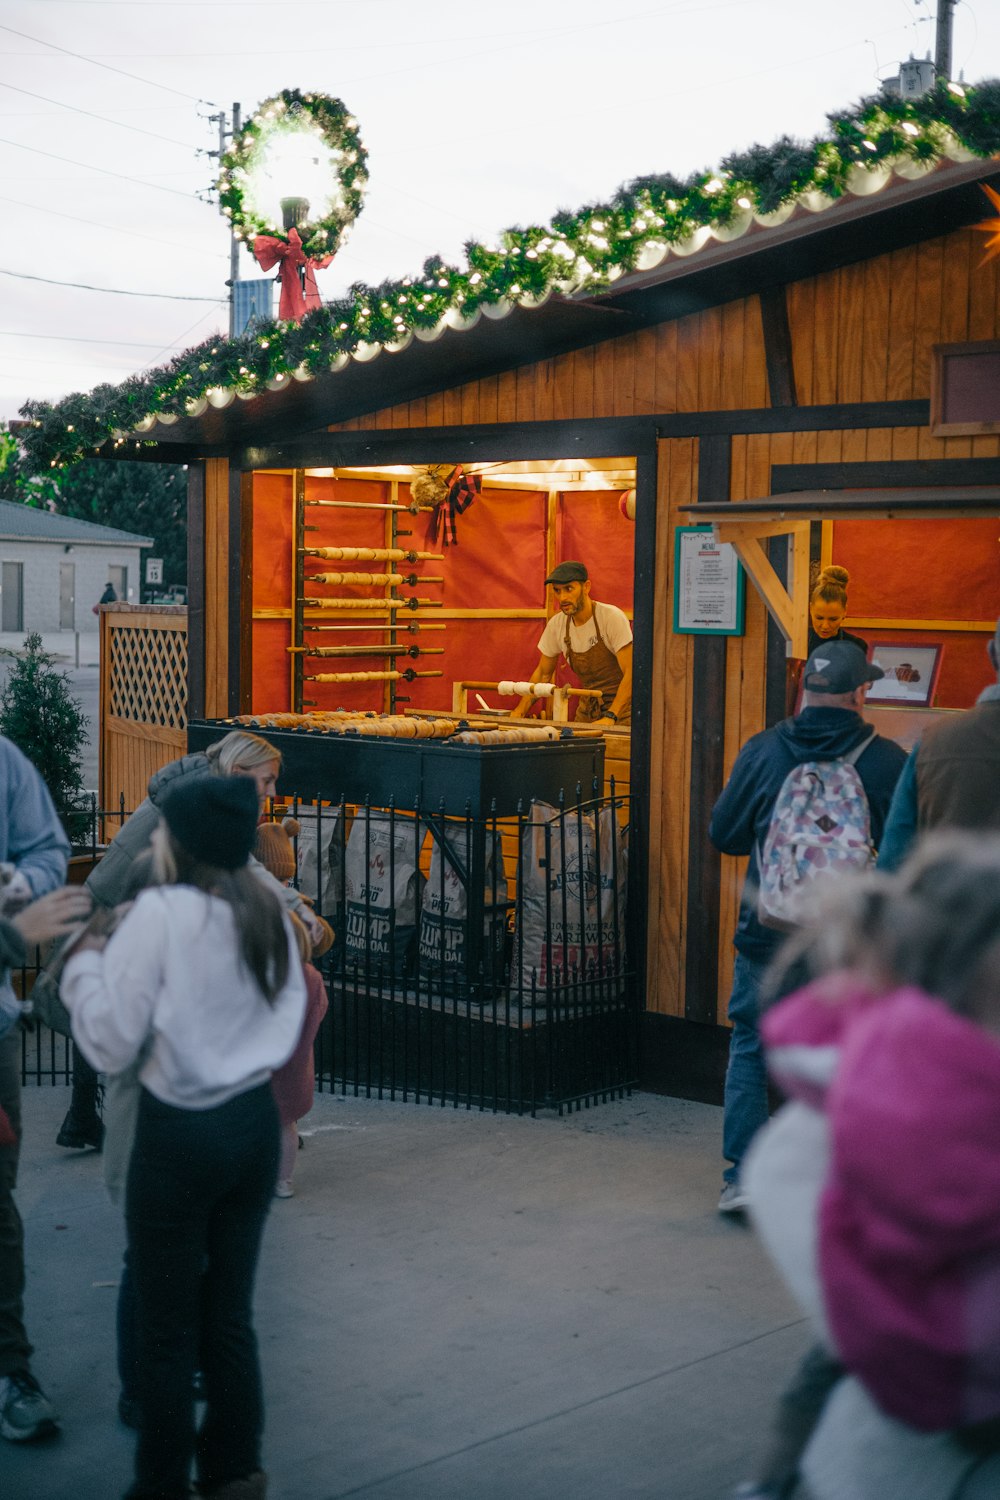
718, 1181, 750, 1215
0, 1370, 59, 1441
274, 1180, 294, 1199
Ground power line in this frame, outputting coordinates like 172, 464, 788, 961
0, 268, 221, 301
0, 195, 222, 260
0, 330, 190, 348
0, 137, 197, 200
0, 83, 194, 150
0, 22, 212, 104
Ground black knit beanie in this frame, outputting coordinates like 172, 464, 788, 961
160, 775, 259, 870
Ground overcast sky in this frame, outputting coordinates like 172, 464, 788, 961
1, 0, 998, 422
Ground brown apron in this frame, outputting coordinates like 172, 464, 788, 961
564, 604, 629, 724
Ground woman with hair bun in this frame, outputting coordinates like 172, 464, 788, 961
808, 566, 868, 657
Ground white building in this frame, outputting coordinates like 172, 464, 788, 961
0, 500, 152, 639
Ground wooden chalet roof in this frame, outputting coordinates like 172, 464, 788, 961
115, 154, 1000, 462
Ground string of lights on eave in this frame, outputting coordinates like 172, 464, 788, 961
14, 77, 1000, 476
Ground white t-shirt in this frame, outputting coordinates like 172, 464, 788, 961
62, 885, 307, 1111
537, 601, 633, 662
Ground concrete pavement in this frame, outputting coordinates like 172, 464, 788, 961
5, 1084, 810, 1500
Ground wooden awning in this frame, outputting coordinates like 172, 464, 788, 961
678, 487, 1000, 657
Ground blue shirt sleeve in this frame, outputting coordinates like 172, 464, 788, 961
876, 745, 919, 873
4, 739, 70, 896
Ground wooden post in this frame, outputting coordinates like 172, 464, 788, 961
683, 435, 731, 1025
186, 463, 206, 721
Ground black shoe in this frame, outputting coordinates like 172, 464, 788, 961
55, 1108, 104, 1151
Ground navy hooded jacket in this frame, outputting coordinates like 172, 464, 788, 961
710, 707, 907, 963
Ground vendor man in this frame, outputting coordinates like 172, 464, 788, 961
511, 560, 632, 727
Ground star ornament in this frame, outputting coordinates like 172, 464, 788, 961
973, 182, 1000, 265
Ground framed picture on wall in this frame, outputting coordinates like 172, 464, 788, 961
673, 525, 745, 636
865, 642, 944, 707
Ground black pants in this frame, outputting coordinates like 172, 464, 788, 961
124, 1084, 278, 1500
0, 1029, 31, 1379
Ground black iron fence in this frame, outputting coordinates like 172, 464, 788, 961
21, 782, 637, 1114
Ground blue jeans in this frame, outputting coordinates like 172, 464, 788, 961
722, 952, 769, 1186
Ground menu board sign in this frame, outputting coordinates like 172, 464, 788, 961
673, 525, 745, 636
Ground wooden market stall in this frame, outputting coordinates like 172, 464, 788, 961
81, 143, 1000, 1101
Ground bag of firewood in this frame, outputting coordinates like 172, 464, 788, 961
342, 810, 422, 979
513, 801, 628, 993
417, 821, 508, 991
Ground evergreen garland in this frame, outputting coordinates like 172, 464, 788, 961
0, 634, 89, 843
15, 78, 1000, 477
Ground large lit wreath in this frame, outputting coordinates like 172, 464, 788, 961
217, 89, 368, 261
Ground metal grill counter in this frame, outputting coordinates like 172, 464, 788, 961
186, 714, 633, 1113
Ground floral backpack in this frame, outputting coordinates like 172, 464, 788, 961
757, 731, 876, 931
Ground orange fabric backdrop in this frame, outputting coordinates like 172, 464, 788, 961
832, 518, 999, 709
250, 475, 636, 717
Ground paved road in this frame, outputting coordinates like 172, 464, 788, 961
8, 1085, 810, 1500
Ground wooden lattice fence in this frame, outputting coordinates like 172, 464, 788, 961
99, 604, 188, 832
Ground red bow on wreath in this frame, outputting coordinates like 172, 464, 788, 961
253, 228, 333, 324
425, 465, 482, 546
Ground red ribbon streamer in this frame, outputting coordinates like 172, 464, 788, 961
253, 227, 333, 323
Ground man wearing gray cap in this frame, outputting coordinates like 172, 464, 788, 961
709, 640, 906, 1215
511, 560, 633, 727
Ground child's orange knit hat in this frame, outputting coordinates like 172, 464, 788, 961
253, 816, 299, 885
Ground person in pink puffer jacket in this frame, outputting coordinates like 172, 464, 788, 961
733, 833, 1000, 1500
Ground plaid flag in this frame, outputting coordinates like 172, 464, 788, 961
425, 465, 482, 546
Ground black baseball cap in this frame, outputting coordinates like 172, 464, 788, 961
544, 560, 588, 586
803, 641, 884, 695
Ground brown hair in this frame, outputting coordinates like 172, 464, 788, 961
766, 832, 1000, 1026
809, 564, 850, 610
151, 827, 290, 1003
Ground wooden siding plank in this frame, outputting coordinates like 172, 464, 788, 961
676, 311, 700, 413
535, 358, 556, 423
515, 365, 536, 423
551, 353, 576, 422
698, 306, 725, 410
653, 319, 679, 413
592, 338, 616, 419
460, 380, 480, 426
860, 253, 891, 402
496, 369, 518, 423
940, 228, 972, 344
836, 261, 865, 403
912, 235, 946, 398
886, 245, 919, 400
742, 294, 770, 410
786, 277, 816, 406
478, 373, 499, 425
811, 269, 839, 407
611, 334, 637, 417
634, 326, 657, 415
571, 345, 596, 419
720, 300, 745, 410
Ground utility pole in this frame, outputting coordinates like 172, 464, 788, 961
935, 0, 957, 81
227, 103, 241, 338
207, 103, 242, 337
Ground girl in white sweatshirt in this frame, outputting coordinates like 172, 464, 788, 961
62, 774, 306, 1500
